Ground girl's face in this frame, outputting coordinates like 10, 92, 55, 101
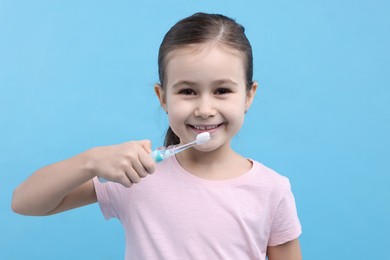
155, 44, 257, 153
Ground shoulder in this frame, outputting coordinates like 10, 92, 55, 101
251, 160, 290, 186
250, 159, 292, 195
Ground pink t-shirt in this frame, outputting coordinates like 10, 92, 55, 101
93, 156, 301, 260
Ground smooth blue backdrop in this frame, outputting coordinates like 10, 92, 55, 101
1, 0, 389, 259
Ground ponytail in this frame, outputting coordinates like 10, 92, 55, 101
164, 127, 180, 146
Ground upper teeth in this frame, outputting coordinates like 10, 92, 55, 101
194, 125, 218, 130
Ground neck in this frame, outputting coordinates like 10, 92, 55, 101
177, 142, 233, 164
175, 144, 251, 180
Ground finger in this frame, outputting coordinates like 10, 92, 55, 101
131, 157, 150, 178
125, 167, 141, 183
139, 152, 156, 174
139, 140, 152, 154
116, 170, 133, 188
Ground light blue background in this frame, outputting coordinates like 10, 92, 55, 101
1, 0, 389, 259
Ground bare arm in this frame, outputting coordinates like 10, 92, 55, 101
267, 239, 302, 260
12, 152, 97, 216
12, 140, 155, 216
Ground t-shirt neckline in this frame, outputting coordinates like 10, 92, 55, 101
169, 154, 258, 187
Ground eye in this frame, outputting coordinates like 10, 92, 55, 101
214, 88, 231, 95
178, 89, 196, 95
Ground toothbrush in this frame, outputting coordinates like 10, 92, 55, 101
98, 132, 211, 183
151, 132, 211, 162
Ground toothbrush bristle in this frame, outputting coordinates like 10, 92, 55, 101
196, 132, 211, 144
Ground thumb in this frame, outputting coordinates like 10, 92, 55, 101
139, 140, 152, 154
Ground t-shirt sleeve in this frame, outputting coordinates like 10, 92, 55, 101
92, 177, 119, 220
268, 180, 302, 246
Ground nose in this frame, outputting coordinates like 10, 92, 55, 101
194, 96, 217, 118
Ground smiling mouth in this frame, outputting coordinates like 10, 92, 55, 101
190, 124, 222, 131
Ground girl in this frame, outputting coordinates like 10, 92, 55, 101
12, 13, 302, 259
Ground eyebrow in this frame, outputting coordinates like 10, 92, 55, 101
171, 79, 239, 89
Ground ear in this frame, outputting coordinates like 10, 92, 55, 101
154, 84, 168, 112
245, 81, 258, 112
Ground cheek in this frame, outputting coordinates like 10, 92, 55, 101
228, 111, 245, 126
167, 100, 190, 124
222, 100, 246, 127
222, 97, 246, 115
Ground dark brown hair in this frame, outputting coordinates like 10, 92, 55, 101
158, 12, 254, 146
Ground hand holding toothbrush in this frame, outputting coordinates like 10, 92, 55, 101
88, 140, 156, 187
97, 132, 211, 185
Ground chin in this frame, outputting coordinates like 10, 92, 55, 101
193, 143, 215, 153
195, 141, 227, 153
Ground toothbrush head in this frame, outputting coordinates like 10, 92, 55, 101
195, 132, 211, 145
